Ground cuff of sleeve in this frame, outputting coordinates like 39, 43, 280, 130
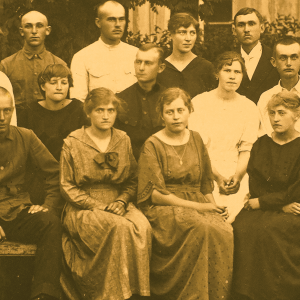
238, 141, 253, 152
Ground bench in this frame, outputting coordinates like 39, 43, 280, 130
0, 241, 37, 300
0, 241, 37, 256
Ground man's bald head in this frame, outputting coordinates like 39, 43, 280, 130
0, 87, 14, 136
19, 10, 51, 49
96, 1, 125, 20
21, 11, 48, 26
0, 87, 13, 105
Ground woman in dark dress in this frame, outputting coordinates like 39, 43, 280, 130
232, 91, 300, 300
157, 13, 216, 98
138, 87, 233, 300
17, 64, 87, 161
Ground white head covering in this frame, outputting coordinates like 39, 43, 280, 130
0, 71, 17, 125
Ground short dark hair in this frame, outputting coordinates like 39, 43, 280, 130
95, 0, 124, 19
234, 7, 263, 25
139, 43, 164, 64
38, 64, 73, 98
84, 87, 125, 116
156, 87, 193, 119
214, 51, 246, 77
168, 13, 199, 34
267, 90, 300, 117
272, 37, 300, 58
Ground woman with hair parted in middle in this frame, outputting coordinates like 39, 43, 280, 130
138, 87, 233, 300
232, 91, 300, 300
60, 87, 152, 300
157, 13, 216, 98
189, 51, 260, 223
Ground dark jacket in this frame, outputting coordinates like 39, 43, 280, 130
237, 44, 280, 104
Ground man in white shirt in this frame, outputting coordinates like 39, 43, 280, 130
233, 7, 279, 104
70, 1, 138, 101
258, 38, 300, 136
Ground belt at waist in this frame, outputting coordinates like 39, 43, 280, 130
82, 183, 119, 191
165, 184, 200, 193
0, 184, 26, 196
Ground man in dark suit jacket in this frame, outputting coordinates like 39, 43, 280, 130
115, 44, 166, 160
233, 7, 279, 104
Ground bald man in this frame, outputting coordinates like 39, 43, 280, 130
70, 0, 137, 101
0, 84, 63, 300
0, 11, 66, 115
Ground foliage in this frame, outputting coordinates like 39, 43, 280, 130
262, 14, 300, 48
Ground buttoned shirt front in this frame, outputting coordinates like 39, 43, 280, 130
0, 126, 61, 220
115, 82, 165, 159
70, 38, 138, 101
257, 78, 300, 136
0, 47, 66, 107
241, 42, 262, 80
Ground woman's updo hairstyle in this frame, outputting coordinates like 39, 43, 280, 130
156, 87, 193, 119
267, 91, 300, 117
213, 51, 246, 77
84, 87, 125, 116
168, 13, 200, 34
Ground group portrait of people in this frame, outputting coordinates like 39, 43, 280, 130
0, 1, 300, 300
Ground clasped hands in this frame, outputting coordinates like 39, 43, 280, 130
217, 175, 240, 195
105, 200, 127, 216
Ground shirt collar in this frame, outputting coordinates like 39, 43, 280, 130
22, 46, 46, 60
241, 41, 262, 59
279, 76, 300, 93
136, 82, 161, 96
98, 37, 121, 50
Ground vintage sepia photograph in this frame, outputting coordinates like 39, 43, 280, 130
0, 0, 300, 299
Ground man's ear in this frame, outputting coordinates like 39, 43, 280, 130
158, 63, 166, 74
271, 57, 276, 68
41, 84, 46, 92
46, 26, 51, 36
232, 24, 236, 36
95, 18, 101, 29
260, 22, 265, 35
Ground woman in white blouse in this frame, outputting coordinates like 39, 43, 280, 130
189, 51, 260, 223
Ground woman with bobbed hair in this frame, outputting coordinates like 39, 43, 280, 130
138, 87, 233, 300
232, 91, 300, 300
17, 63, 87, 161
60, 87, 152, 300
157, 13, 216, 98
189, 51, 260, 223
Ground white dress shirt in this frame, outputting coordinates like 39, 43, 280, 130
70, 38, 138, 101
257, 78, 300, 136
241, 42, 262, 80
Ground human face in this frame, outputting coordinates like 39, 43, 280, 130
95, 2, 126, 45
171, 25, 197, 54
41, 77, 69, 102
134, 49, 165, 83
162, 97, 190, 133
217, 60, 243, 92
0, 95, 14, 135
88, 102, 117, 132
269, 105, 298, 133
20, 11, 51, 48
271, 43, 300, 80
234, 13, 264, 50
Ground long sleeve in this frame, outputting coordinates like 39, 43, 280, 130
70, 53, 89, 102
116, 139, 138, 204
247, 136, 300, 211
28, 130, 62, 213
60, 142, 108, 210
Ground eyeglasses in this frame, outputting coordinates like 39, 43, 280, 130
175, 30, 197, 36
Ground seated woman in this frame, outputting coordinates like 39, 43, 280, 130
17, 64, 87, 161
60, 87, 152, 300
232, 91, 300, 300
157, 13, 216, 98
189, 51, 260, 223
138, 87, 233, 300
